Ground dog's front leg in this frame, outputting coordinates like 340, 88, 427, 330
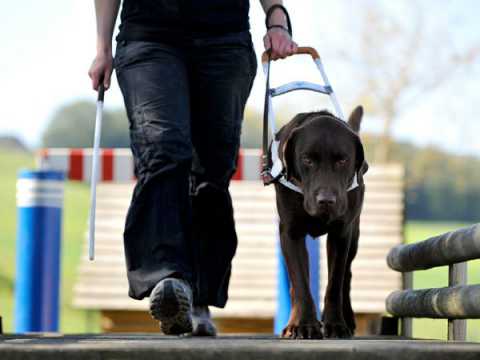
322, 228, 353, 338
343, 219, 359, 335
280, 224, 323, 339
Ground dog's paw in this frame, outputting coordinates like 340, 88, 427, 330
281, 321, 323, 340
323, 320, 352, 339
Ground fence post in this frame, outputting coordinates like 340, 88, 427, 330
14, 170, 64, 333
448, 262, 467, 341
274, 243, 291, 335
401, 271, 413, 337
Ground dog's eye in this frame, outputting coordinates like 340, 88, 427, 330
336, 159, 348, 167
302, 156, 314, 167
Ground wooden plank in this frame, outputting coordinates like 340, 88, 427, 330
93, 204, 403, 223
91, 222, 403, 236
89, 225, 401, 239
90, 215, 403, 228
87, 234, 403, 249
75, 296, 389, 315
83, 243, 398, 259
77, 261, 400, 277
75, 273, 398, 294
73, 298, 149, 310
75, 285, 398, 301
75, 269, 399, 294
213, 317, 274, 334
238, 214, 404, 225
77, 256, 397, 272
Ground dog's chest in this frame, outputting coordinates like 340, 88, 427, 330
305, 218, 331, 238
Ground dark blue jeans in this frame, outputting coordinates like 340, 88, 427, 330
114, 31, 257, 307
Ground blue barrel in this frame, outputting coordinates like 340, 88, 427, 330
15, 170, 64, 333
274, 235, 321, 334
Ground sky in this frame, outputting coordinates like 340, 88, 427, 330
0, 0, 479, 156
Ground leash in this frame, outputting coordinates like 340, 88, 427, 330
261, 46, 359, 194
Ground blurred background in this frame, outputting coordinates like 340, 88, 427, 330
1, 0, 479, 338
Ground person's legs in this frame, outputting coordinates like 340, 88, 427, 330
115, 40, 194, 301
188, 31, 257, 308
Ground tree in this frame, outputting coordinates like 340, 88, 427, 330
330, 0, 480, 162
42, 101, 130, 148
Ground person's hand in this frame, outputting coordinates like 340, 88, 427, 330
263, 28, 298, 60
88, 51, 113, 91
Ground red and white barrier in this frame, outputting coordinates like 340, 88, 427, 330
37, 148, 263, 182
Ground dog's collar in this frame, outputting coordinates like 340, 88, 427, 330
270, 140, 359, 194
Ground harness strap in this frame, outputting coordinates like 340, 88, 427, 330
261, 53, 276, 185
269, 139, 360, 194
278, 177, 303, 193
279, 174, 359, 194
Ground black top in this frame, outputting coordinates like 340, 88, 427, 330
117, 0, 250, 43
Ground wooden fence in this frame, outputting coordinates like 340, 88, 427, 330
70, 163, 404, 334
386, 223, 480, 340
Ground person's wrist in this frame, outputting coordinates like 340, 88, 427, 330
96, 41, 112, 57
267, 25, 290, 35
267, 8, 288, 28
265, 4, 292, 37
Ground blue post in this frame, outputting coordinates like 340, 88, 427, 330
15, 170, 64, 333
306, 235, 320, 312
274, 234, 321, 334
274, 243, 291, 334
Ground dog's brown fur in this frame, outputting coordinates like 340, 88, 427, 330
274, 106, 367, 339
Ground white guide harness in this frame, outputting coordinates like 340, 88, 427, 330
261, 47, 359, 194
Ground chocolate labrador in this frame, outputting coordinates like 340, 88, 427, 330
272, 106, 367, 339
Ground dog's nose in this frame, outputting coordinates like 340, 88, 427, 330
316, 192, 336, 207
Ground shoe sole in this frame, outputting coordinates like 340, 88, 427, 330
149, 279, 193, 335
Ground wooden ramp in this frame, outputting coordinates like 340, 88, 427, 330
1, 334, 480, 360
73, 164, 404, 333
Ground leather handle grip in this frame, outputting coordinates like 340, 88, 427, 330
97, 83, 105, 102
261, 46, 320, 64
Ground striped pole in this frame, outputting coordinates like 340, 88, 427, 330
36, 148, 262, 182
38, 148, 135, 182
14, 170, 64, 332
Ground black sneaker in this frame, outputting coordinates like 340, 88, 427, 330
149, 278, 193, 335
192, 305, 217, 336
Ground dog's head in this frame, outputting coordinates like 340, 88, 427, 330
278, 106, 367, 221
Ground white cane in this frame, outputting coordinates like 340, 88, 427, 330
88, 83, 105, 261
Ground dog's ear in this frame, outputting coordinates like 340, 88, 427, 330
348, 106, 368, 178
277, 113, 311, 182
353, 134, 368, 183
282, 127, 301, 182
348, 105, 363, 133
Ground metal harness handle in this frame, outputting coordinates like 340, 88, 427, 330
261, 46, 345, 188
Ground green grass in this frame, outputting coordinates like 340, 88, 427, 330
405, 221, 480, 341
0, 149, 100, 333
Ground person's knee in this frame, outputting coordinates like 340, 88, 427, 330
191, 140, 240, 190
130, 105, 192, 178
